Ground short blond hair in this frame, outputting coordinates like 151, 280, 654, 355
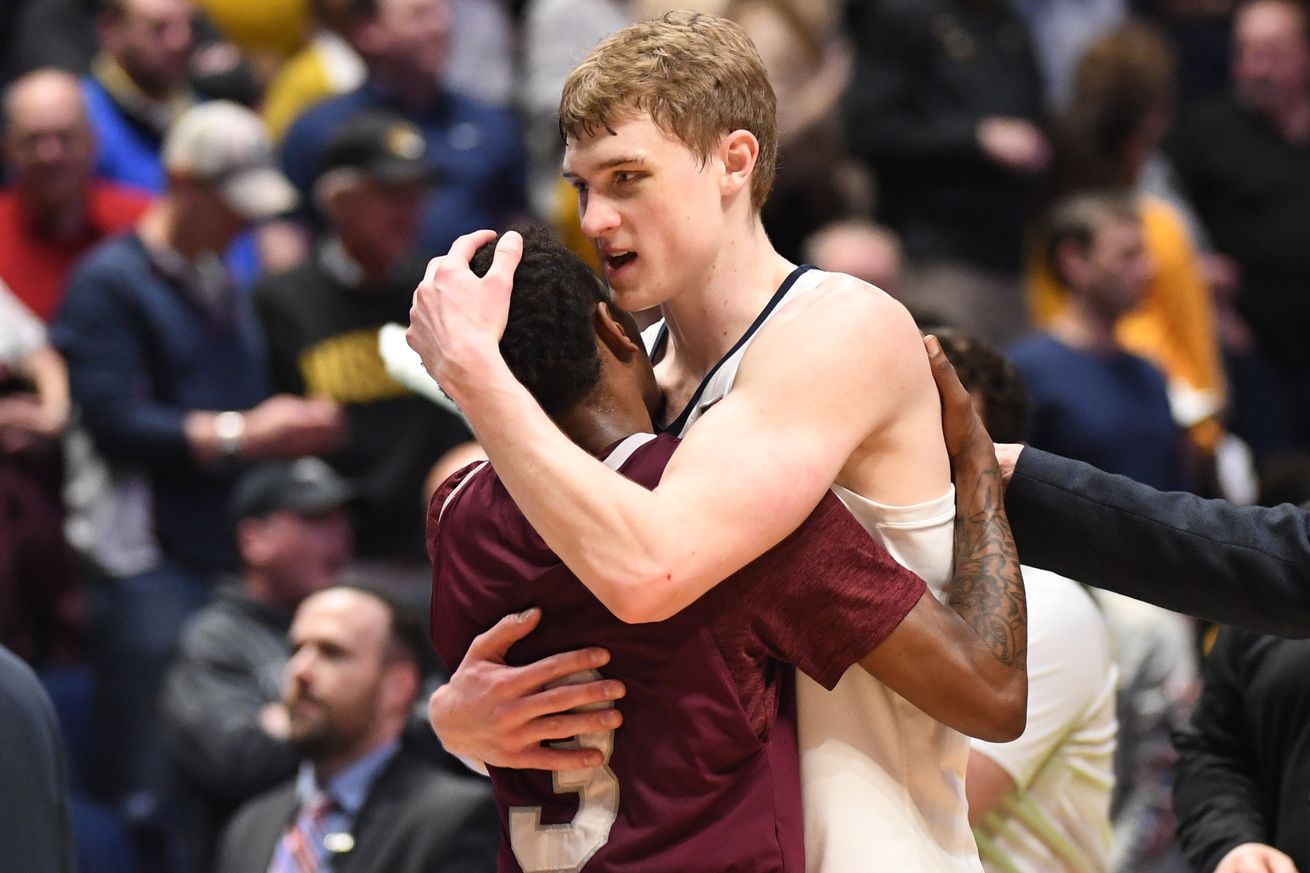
559, 10, 778, 210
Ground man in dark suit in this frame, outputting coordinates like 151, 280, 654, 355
214, 586, 497, 873
922, 336, 1310, 640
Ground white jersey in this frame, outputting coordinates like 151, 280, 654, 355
971, 568, 1118, 873
645, 266, 980, 873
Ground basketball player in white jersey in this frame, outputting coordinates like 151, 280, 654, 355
407, 12, 1026, 872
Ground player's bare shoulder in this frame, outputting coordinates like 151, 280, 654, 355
738, 270, 929, 404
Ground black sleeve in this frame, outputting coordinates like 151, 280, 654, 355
158, 627, 298, 804
1005, 448, 1310, 638
251, 278, 308, 395
841, 0, 986, 171
1172, 628, 1269, 872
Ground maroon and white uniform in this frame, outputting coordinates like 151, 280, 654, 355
428, 432, 926, 873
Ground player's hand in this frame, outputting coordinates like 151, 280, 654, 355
429, 608, 626, 770
1215, 843, 1300, 873
924, 335, 997, 474
994, 443, 1023, 488
407, 230, 522, 406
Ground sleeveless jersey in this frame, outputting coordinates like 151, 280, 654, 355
428, 432, 927, 873
646, 266, 980, 873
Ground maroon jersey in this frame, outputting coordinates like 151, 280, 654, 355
428, 433, 926, 873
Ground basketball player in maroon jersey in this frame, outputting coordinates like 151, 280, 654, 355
428, 228, 1025, 872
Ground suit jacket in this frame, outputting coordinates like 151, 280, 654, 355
214, 746, 498, 873
1006, 448, 1310, 638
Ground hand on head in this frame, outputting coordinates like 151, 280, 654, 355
407, 230, 524, 406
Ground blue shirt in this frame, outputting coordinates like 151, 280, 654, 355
293, 739, 400, 871
280, 82, 527, 255
1009, 333, 1189, 492
82, 76, 167, 193
51, 233, 269, 572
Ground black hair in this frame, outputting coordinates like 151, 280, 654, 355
933, 331, 1033, 444
471, 225, 609, 418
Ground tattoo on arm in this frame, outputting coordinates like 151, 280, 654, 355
946, 461, 1027, 671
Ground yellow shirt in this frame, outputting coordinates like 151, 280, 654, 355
198, 0, 309, 60
262, 31, 366, 141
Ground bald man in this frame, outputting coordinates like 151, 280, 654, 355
0, 68, 151, 320
215, 587, 498, 873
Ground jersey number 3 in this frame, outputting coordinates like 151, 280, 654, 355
509, 668, 620, 872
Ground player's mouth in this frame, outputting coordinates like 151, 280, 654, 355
602, 250, 637, 280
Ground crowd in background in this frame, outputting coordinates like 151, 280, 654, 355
1, 0, 1309, 872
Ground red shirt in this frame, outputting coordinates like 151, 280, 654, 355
0, 181, 152, 321
428, 433, 927, 873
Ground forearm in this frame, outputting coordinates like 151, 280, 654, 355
947, 455, 1027, 673
24, 346, 70, 427
451, 361, 688, 622
1007, 448, 1310, 637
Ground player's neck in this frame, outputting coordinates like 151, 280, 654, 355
556, 389, 655, 457
660, 219, 795, 379
1051, 302, 1118, 353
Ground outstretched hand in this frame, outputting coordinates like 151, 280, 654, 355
407, 230, 524, 406
428, 608, 626, 771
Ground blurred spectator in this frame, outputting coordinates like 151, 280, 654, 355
0, 643, 77, 873
1095, 589, 1198, 873
6, 0, 100, 83
195, 0, 309, 69
443, 0, 517, 107
279, 0, 528, 260
1011, 191, 1192, 492
159, 458, 353, 870
51, 101, 345, 824
262, 0, 367, 140
1173, 624, 1309, 873
1032, 23, 1228, 455
0, 68, 152, 322
254, 112, 470, 564
802, 218, 903, 298
0, 282, 83, 669
83, 0, 200, 191
1172, 464, 1310, 873
1133, 0, 1236, 102
843, 0, 1048, 346
732, 0, 867, 261
521, 0, 633, 217
1012, 0, 1126, 109
1169, 0, 1310, 451
213, 586, 499, 873
937, 332, 1119, 873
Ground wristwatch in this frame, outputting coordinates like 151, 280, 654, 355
213, 410, 246, 459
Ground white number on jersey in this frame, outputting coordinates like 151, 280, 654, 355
508, 669, 620, 872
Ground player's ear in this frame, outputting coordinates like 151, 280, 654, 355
718, 129, 758, 200
594, 302, 641, 361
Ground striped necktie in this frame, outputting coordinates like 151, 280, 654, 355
268, 791, 335, 873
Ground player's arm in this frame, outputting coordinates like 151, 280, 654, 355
853, 338, 1026, 740
409, 236, 920, 623
859, 583, 1027, 743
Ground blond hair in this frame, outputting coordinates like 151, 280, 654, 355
559, 10, 778, 210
